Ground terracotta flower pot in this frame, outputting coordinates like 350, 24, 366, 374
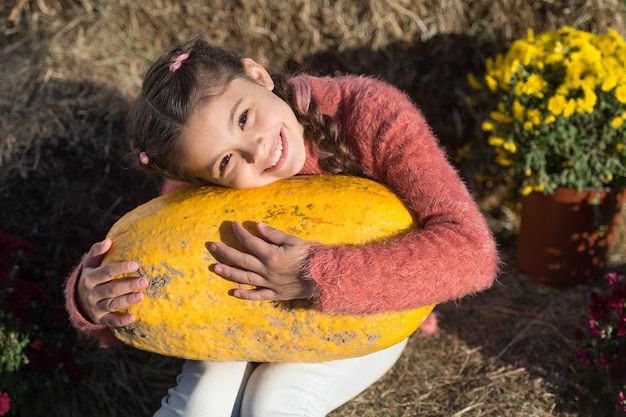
516, 187, 626, 288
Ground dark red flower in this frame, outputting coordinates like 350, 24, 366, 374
606, 272, 625, 290
589, 293, 612, 322
618, 315, 626, 337
0, 392, 9, 416
617, 391, 626, 414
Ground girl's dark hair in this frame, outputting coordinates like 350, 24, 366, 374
127, 35, 360, 184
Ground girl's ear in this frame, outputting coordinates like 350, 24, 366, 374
241, 58, 274, 90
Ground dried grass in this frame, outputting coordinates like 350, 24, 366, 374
2, 0, 626, 416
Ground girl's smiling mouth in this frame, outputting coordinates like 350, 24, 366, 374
263, 130, 287, 173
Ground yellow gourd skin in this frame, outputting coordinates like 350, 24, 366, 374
102, 175, 435, 362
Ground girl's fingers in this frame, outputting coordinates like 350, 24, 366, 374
99, 290, 144, 313
82, 275, 147, 325
98, 276, 147, 300
100, 312, 137, 328
93, 283, 145, 327
232, 287, 277, 301
87, 261, 140, 287
83, 239, 112, 268
230, 221, 272, 258
210, 241, 263, 273
255, 222, 294, 246
213, 262, 263, 287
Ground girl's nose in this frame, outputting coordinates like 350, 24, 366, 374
242, 135, 264, 163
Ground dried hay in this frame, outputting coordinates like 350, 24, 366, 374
2, 0, 626, 416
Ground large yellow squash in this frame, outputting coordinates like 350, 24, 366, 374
103, 175, 434, 362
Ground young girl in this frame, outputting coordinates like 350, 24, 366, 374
64, 35, 499, 417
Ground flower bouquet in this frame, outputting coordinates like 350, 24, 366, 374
468, 26, 626, 195
467, 27, 626, 288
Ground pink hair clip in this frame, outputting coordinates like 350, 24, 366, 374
139, 152, 150, 165
169, 52, 190, 73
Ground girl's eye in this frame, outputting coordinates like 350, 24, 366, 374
238, 110, 248, 129
220, 154, 232, 172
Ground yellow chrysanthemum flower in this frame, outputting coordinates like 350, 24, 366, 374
481, 121, 494, 132
488, 137, 505, 147
576, 88, 597, 114
547, 94, 567, 116
524, 73, 547, 97
545, 47, 565, 66
477, 26, 626, 195
502, 141, 518, 153
616, 84, 626, 104
580, 76, 598, 91
563, 99, 577, 117
532, 184, 545, 193
512, 100, 525, 122
489, 111, 513, 124
466, 73, 483, 90
520, 185, 533, 196
485, 56, 495, 72
495, 156, 513, 167
526, 108, 542, 125
611, 116, 624, 128
485, 75, 498, 93
601, 73, 618, 91
520, 182, 544, 196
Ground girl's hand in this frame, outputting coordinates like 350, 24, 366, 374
209, 222, 314, 301
77, 239, 148, 327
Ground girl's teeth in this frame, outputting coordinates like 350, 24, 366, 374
270, 142, 283, 168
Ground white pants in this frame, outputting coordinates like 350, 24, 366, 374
153, 338, 408, 417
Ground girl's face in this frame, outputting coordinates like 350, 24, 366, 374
178, 59, 307, 189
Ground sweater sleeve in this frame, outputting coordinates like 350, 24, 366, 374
304, 76, 500, 314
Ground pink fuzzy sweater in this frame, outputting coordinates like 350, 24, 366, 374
64, 75, 499, 346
